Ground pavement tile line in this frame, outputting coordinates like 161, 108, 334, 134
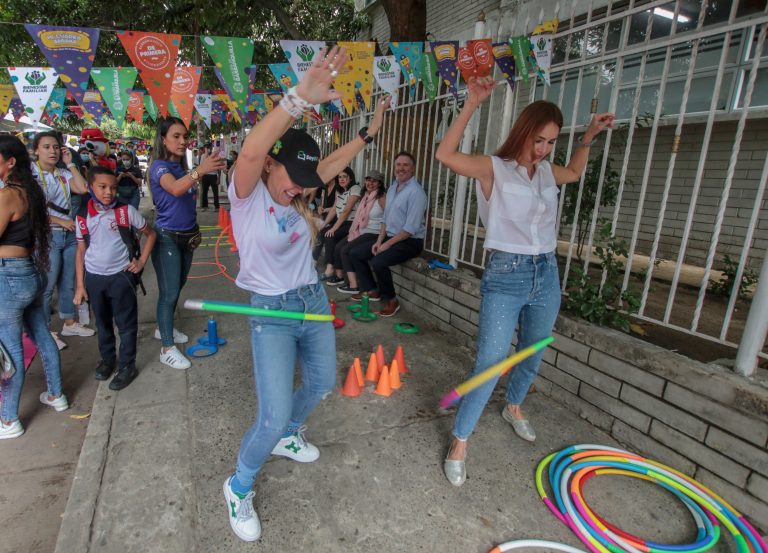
54, 382, 117, 553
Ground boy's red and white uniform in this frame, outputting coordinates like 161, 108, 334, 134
76, 201, 146, 273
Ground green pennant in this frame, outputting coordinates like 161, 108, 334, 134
168, 101, 181, 119
145, 94, 158, 121
508, 36, 531, 85
420, 51, 440, 103
90, 67, 138, 126
201, 36, 255, 114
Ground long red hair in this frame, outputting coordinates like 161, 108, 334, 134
495, 100, 564, 162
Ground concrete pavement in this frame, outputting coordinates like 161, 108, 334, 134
45, 209, 740, 553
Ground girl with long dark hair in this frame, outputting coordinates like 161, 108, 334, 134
149, 116, 227, 370
0, 135, 68, 439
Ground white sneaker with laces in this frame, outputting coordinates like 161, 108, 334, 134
39, 392, 69, 412
61, 322, 95, 337
223, 476, 261, 542
0, 419, 24, 440
154, 328, 189, 344
271, 425, 319, 463
159, 346, 191, 370
50, 331, 67, 350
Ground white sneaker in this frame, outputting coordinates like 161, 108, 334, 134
223, 476, 261, 542
159, 346, 191, 370
61, 322, 95, 337
50, 331, 67, 350
271, 425, 319, 463
39, 392, 69, 412
154, 328, 189, 344
0, 419, 24, 440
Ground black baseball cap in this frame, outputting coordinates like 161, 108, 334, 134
268, 128, 324, 189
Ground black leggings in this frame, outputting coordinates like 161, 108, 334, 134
322, 220, 352, 268
335, 233, 378, 273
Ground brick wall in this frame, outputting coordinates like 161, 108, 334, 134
393, 257, 768, 530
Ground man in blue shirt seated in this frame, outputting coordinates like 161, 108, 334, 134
350, 151, 427, 317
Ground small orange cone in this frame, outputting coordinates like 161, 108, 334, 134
227, 224, 238, 253
217, 207, 225, 228
340, 364, 362, 397
389, 359, 401, 390
353, 357, 364, 387
392, 344, 408, 374
365, 353, 379, 383
374, 365, 392, 397
376, 344, 386, 371
223, 209, 231, 229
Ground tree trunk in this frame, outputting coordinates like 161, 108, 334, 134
270, 5, 304, 39
382, 0, 427, 41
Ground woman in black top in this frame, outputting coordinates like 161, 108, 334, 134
0, 135, 68, 439
117, 151, 143, 210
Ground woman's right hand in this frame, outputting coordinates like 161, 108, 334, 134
56, 218, 76, 232
198, 150, 227, 175
466, 76, 497, 107
295, 46, 347, 105
73, 287, 88, 306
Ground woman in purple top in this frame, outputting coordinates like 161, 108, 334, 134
149, 117, 226, 370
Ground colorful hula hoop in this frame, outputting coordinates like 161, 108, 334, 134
490, 539, 588, 553
536, 445, 767, 553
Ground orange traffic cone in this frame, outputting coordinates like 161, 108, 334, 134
340, 364, 362, 397
374, 365, 392, 397
365, 353, 379, 383
389, 359, 401, 390
227, 224, 238, 253
376, 344, 386, 371
392, 344, 408, 374
217, 207, 225, 228
353, 357, 364, 387
223, 209, 231, 229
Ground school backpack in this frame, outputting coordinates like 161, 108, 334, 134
75, 199, 146, 295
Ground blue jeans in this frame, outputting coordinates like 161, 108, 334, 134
44, 229, 77, 325
235, 283, 336, 488
151, 227, 194, 347
452, 251, 560, 440
0, 258, 63, 422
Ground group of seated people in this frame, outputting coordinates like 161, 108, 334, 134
311, 151, 428, 317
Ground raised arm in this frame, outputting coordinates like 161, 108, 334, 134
159, 152, 226, 197
435, 76, 495, 199
317, 95, 391, 184
61, 148, 87, 194
234, 46, 347, 199
551, 113, 614, 185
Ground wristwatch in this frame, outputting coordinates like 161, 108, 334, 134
358, 127, 374, 144
190, 169, 200, 181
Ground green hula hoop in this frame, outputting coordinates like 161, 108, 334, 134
394, 322, 419, 334
353, 311, 377, 322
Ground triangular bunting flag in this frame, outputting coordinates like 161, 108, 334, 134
170, 66, 202, 127
7, 67, 59, 124
373, 56, 401, 108
90, 67, 138, 126
201, 36, 254, 116
127, 90, 144, 123
336, 41, 375, 114
389, 42, 423, 101
430, 41, 459, 99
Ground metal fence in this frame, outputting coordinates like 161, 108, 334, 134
308, 0, 768, 369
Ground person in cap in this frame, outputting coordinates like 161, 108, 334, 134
334, 169, 387, 294
223, 46, 390, 542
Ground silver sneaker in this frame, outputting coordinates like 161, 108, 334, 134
501, 407, 536, 442
443, 458, 466, 486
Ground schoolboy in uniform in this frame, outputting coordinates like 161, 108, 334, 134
73, 166, 156, 390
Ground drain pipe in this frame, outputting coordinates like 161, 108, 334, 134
734, 252, 768, 377
448, 11, 487, 267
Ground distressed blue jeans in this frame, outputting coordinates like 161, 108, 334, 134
235, 283, 336, 488
0, 258, 63, 422
452, 251, 560, 440
44, 229, 77, 325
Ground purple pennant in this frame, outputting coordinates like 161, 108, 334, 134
430, 41, 459, 99
25, 25, 100, 108
82, 90, 106, 126
9, 97, 25, 122
492, 42, 517, 91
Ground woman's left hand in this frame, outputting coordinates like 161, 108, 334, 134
325, 227, 336, 237
369, 95, 392, 136
585, 113, 615, 140
295, 46, 347, 105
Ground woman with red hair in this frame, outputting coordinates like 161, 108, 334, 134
435, 76, 614, 486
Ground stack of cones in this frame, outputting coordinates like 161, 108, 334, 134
341, 344, 409, 399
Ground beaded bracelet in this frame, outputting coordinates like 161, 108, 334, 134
279, 86, 313, 119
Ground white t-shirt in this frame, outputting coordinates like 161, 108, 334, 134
32, 164, 74, 223
75, 202, 147, 276
335, 184, 362, 220
477, 157, 559, 255
228, 175, 317, 295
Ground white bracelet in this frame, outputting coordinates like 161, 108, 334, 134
286, 86, 312, 112
279, 96, 304, 119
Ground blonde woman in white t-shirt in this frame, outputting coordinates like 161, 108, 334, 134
435, 76, 614, 486
222, 46, 391, 542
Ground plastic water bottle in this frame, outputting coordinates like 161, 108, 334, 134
77, 302, 90, 326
